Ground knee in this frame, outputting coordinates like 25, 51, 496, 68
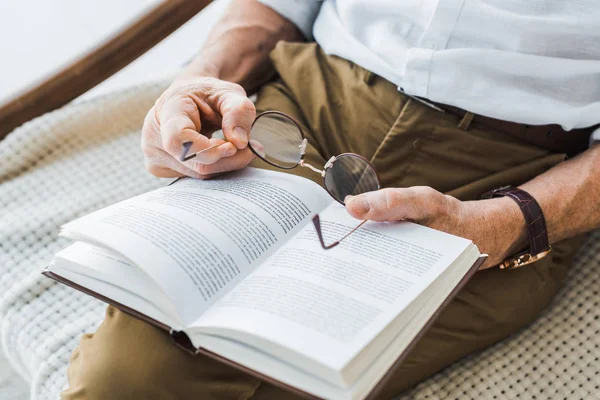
62, 307, 176, 400
63, 338, 164, 400
61, 307, 262, 400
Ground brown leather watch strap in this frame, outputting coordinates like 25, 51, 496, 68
482, 186, 551, 269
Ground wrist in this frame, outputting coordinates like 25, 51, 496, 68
461, 197, 528, 267
174, 58, 221, 84
488, 196, 528, 255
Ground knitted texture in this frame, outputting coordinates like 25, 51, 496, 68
0, 81, 169, 400
0, 354, 26, 400
1, 81, 599, 399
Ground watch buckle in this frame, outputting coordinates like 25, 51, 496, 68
499, 247, 552, 270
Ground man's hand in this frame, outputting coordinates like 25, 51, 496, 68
345, 187, 528, 269
141, 77, 257, 179
140, 0, 304, 180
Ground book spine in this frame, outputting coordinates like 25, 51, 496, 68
170, 329, 200, 355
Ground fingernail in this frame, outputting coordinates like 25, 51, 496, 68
226, 147, 236, 157
349, 195, 370, 214
232, 126, 248, 145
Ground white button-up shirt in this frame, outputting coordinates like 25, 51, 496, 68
259, 0, 600, 130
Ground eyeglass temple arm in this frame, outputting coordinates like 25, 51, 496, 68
312, 215, 368, 250
312, 215, 340, 249
180, 141, 223, 162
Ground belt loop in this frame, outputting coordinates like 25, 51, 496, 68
363, 70, 376, 85
458, 111, 475, 130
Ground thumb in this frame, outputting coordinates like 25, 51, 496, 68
212, 84, 256, 149
345, 187, 446, 222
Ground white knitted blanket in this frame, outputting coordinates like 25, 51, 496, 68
1, 81, 599, 400
0, 82, 168, 400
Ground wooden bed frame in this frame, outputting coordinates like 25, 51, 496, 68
0, 0, 212, 141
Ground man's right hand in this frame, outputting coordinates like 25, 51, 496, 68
141, 77, 257, 180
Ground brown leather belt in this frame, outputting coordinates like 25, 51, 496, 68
433, 103, 596, 157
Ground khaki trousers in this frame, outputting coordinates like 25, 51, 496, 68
62, 43, 583, 399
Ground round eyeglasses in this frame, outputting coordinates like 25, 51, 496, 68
180, 111, 381, 249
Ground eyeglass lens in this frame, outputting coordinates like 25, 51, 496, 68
323, 154, 380, 203
250, 113, 380, 200
249, 112, 304, 169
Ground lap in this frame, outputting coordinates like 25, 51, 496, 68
62, 242, 579, 399
63, 43, 582, 399
63, 306, 261, 400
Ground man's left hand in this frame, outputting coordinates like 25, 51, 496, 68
345, 187, 527, 269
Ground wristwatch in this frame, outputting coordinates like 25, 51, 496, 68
482, 186, 551, 270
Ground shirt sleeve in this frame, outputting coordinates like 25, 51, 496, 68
258, 0, 322, 39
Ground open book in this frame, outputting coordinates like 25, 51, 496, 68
45, 167, 485, 399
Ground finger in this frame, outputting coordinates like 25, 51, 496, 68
142, 109, 198, 178
210, 84, 256, 149
144, 147, 202, 179
183, 137, 242, 165
194, 171, 225, 181
159, 105, 206, 154
345, 187, 445, 222
157, 94, 231, 158
146, 165, 185, 179
249, 138, 265, 156
141, 106, 165, 151
190, 147, 256, 177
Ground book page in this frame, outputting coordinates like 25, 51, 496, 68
60, 168, 332, 325
195, 202, 474, 380
50, 242, 182, 327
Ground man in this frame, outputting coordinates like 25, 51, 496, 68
62, 0, 600, 398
